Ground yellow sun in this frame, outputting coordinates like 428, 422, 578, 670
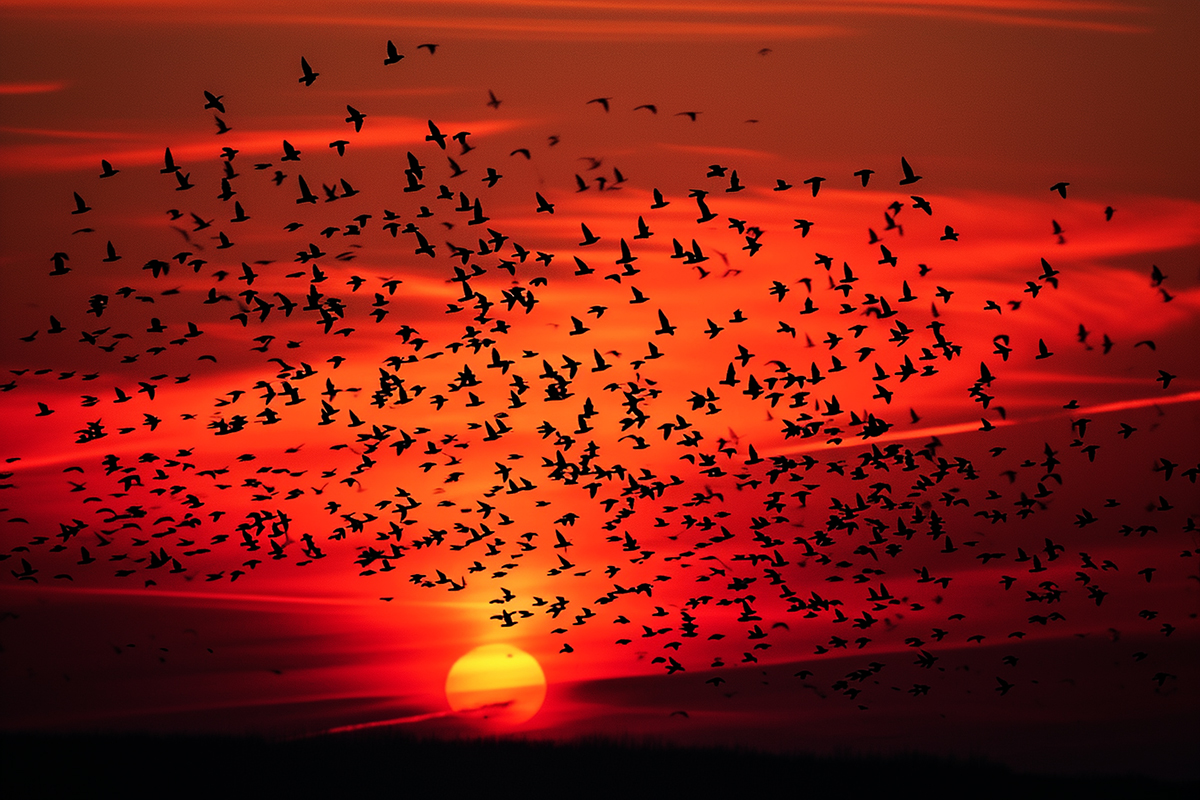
445, 643, 547, 725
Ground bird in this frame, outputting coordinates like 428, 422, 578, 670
486, 90, 501, 109
384, 40, 404, 64
295, 175, 318, 204
160, 147, 179, 174
49, 252, 70, 275
899, 156, 922, 185
298, 56, 319, 86
203, 90, 225, 113
344, 105, 367, 132
1051, 181, 1070, 198
587, 97, 611, 112
1039, 258, 1060, 288
425, 120, 447, 149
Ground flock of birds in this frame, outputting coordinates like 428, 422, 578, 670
3, 39, 1196, 718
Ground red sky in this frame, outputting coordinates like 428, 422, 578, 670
1, 0, 1198, 779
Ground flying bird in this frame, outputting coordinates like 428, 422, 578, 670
899, 156, 922, 185
203, 90, 225, 113
345, 105, 367, 132
298, 56, 319, 86
425, 120, 447, 149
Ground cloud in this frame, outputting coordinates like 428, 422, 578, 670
0, 81, 68, 95
0, 117, 528, 174
0, 1, 1151, 36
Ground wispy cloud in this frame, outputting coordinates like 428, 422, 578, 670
770, 388, 1200, 457
0, 117, 527, 173
0, 1, 1151, 36
0, 80, 68, 95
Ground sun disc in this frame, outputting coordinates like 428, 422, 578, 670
445, 643, 547, 725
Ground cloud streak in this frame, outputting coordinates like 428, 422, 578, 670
0, 1, 1152, 36
0, 81, 69, 95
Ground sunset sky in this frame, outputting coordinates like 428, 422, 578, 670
1, 0, 1198, 779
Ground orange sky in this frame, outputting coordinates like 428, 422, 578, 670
1, 0, 1198, 778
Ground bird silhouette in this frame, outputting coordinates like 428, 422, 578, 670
344, 105, 367, 132
298, 56, 319, 86
426, 120, 447, 149
295, 175, 318, 204
203, 90, 225, 113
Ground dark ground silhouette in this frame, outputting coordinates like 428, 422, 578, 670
3, 730, 1196, 798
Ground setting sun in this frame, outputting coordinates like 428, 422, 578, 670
445, 644, 547, 725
